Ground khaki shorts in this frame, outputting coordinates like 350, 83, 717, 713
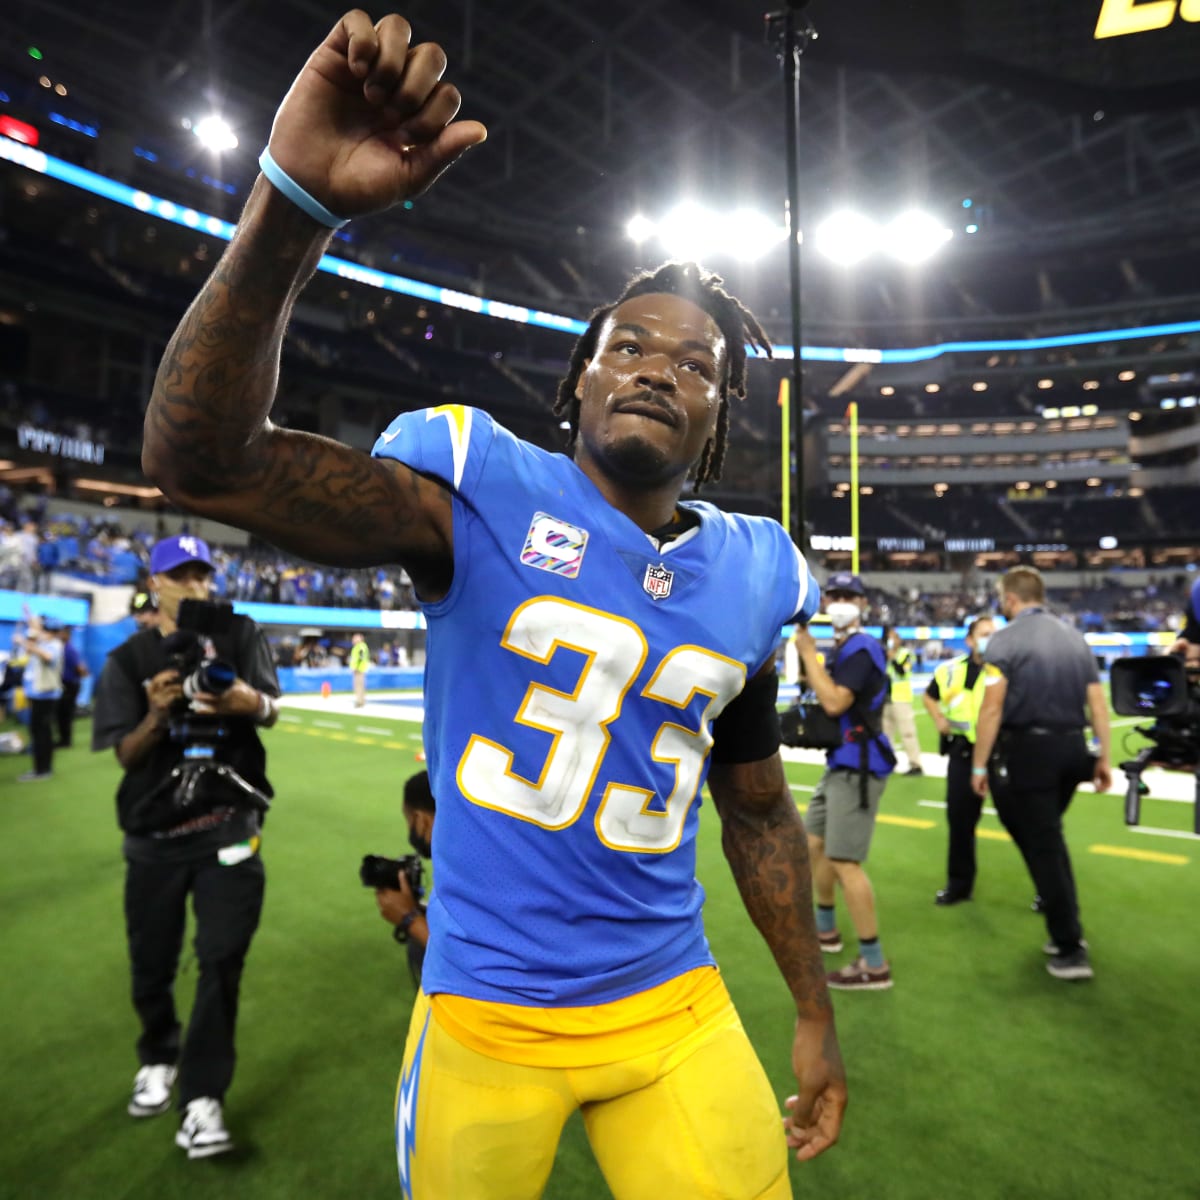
804, 767, 886, 862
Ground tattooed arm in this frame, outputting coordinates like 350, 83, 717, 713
143, 12, 486, 596
708, 753, 848, 1162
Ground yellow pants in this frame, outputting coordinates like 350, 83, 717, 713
394, 990, 792, 1200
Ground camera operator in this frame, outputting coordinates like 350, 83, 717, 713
794, 572, 896, 991
372, 770, 436, 984
923, 615, 995, 905
970, 566, 1111, 983
91, 535, 279, 1159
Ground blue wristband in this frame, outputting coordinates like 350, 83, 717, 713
258, 148, 350, 229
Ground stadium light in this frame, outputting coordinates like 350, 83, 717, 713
814, 210, 877, 266
815, 208, 952, 266
625, 213, 656, 244
882, 211, 953, 263
193, 114, 238, 152
624, 204, 787, 263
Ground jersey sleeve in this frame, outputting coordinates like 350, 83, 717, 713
370, 404, 495, 502
789, 542, 821, 625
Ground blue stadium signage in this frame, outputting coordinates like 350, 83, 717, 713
18, 423, 105, 464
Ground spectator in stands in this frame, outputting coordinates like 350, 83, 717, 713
377, 572, 396, 610
373, 770, 436, 984
881, 627, 924, 776
349, 631, 370, 707
923, 615, 994, 905
14, 613, 63, 781
36, 531, 60, 592
55, 624, 89, 749
794, 573, 896, 991
0, 521, 25, 590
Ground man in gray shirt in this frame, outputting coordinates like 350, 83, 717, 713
970, 566, 1111, 982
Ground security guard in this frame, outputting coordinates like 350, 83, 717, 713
971, 566, 1112, 982
882, 629, 923, 775
923, 615, 994, 905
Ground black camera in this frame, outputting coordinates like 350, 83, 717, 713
165, 598, 237, 704
780, 697, 844, 750
1110, 655, 1200, 829
360, 854, 425, 899
125, 599, 270, 835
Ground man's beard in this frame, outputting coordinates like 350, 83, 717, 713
600, 433, 678, 485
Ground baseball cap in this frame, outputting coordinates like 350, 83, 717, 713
40, 616, 64, 632
149, 534, 213, 575
824, 571, 866, 597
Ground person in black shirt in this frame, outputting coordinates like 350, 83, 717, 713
971, 567, 1111, 983
92, 535, 280, 1158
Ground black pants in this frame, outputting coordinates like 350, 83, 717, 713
945, 750, 983, 896
56, 681, 81, 748
989, 730, 1092, 955
124, 852, 265, 1107
28, 697, 56, 775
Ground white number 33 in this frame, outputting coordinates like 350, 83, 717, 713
456, 597, 746, 854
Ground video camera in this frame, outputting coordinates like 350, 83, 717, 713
1110, 654, 1200, 829
360, 853, 425, 899
780, 697, 843, 750
127, 599, 271, 835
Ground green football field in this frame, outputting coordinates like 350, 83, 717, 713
1, 695, 1196, 1200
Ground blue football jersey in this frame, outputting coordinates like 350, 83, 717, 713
373, 405, 819, 1006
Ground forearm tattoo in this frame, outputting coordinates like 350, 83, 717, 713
144, 178, 449, 565
711, 759, 833, 1019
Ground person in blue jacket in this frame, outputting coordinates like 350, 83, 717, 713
794, 573, 896, 992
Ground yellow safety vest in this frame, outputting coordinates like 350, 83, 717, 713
887, 646, 914, 704
349, 642, 370, 672
931, 654, 987, 744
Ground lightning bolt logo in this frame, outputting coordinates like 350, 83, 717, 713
395, 1008, 431, 1200
426, 405, 473, 491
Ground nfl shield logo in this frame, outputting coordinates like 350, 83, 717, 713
643, 563, 674, 600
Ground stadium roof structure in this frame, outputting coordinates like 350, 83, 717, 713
4, 0, 1200, 340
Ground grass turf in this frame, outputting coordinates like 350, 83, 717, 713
0, 698, 1196, 1199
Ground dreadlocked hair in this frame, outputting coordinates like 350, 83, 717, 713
552, 262, 773, 489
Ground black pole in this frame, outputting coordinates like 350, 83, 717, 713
766, 3, 817, 548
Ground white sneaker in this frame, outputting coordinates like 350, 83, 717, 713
175, 1097, 234, 1159
128, 1064, 177, 1117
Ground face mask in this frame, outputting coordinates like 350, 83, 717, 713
975, 636, 990, 657
408, 826, 432, 859
826, 601, 861, 630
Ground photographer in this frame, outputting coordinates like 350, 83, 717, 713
923, 615, 994, 905
91, 535, 279, 1159
795, 573, 896, 991
372, 770, 435, 984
